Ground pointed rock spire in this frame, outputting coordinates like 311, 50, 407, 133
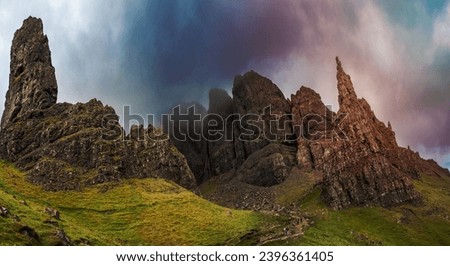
336, 57, 357, 109
1, 16, 58, 129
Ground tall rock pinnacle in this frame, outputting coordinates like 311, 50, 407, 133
291, 57, 423, 209
1, 17, 57, 129
336, 57, 357, 110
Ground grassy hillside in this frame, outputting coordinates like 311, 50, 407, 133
271, 174, 450, 246
2, 159, 450, 246
0, 161, 263, 245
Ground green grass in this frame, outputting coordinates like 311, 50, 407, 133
0, 161, 263, 245
2, 158, 450, 246
277, 174, 450, 246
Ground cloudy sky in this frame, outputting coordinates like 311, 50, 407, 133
0, 0, 449, 168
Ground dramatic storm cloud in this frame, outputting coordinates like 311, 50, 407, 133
0, 0, 449, 167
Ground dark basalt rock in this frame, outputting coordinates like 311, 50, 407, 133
55, 229, 72, 246
0, 17, 198, 192
232, 71, 294, 166
0, 206, 10, 217
201, 73, 297, 186
167, 81, 297, 188
290, 86, 337, 169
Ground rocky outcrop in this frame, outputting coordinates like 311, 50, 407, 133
291, 58, 421, 209
163, 57, 448, 210
1, 17, 57, 129
167, 77, 298, 188
232, 71, 294, 166
0, 17, 197, 192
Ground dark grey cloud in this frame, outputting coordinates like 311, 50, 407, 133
120, 0, 310, 114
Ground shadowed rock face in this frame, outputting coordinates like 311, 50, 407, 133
204, 73, 296, 187
166, 80, 298, 188
205, 89, 236, 177
0, 17, 198, 192
163, 101, 209, 184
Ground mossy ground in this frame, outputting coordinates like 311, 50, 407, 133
0, 161, 263, 245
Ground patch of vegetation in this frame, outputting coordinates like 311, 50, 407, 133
0, 161, 263, 245
273, 170, 319, 207
199, 178, 220, 196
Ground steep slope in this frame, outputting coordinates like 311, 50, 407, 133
0, 17, 197, 192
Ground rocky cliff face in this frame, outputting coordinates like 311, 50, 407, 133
291, 58, 423, 209
0, 17, 197, 192
207, 72, 297, 187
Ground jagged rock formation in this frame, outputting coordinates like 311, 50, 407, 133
0, 17, 197, 192
213, 72, 296, 187
291, 86, 337, 169
291, 58, 428, 209
235, 143, 297, 186
167, 76, 298, 188
170, 59, 449, 210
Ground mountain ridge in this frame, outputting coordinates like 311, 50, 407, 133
1, 17, 450, 246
